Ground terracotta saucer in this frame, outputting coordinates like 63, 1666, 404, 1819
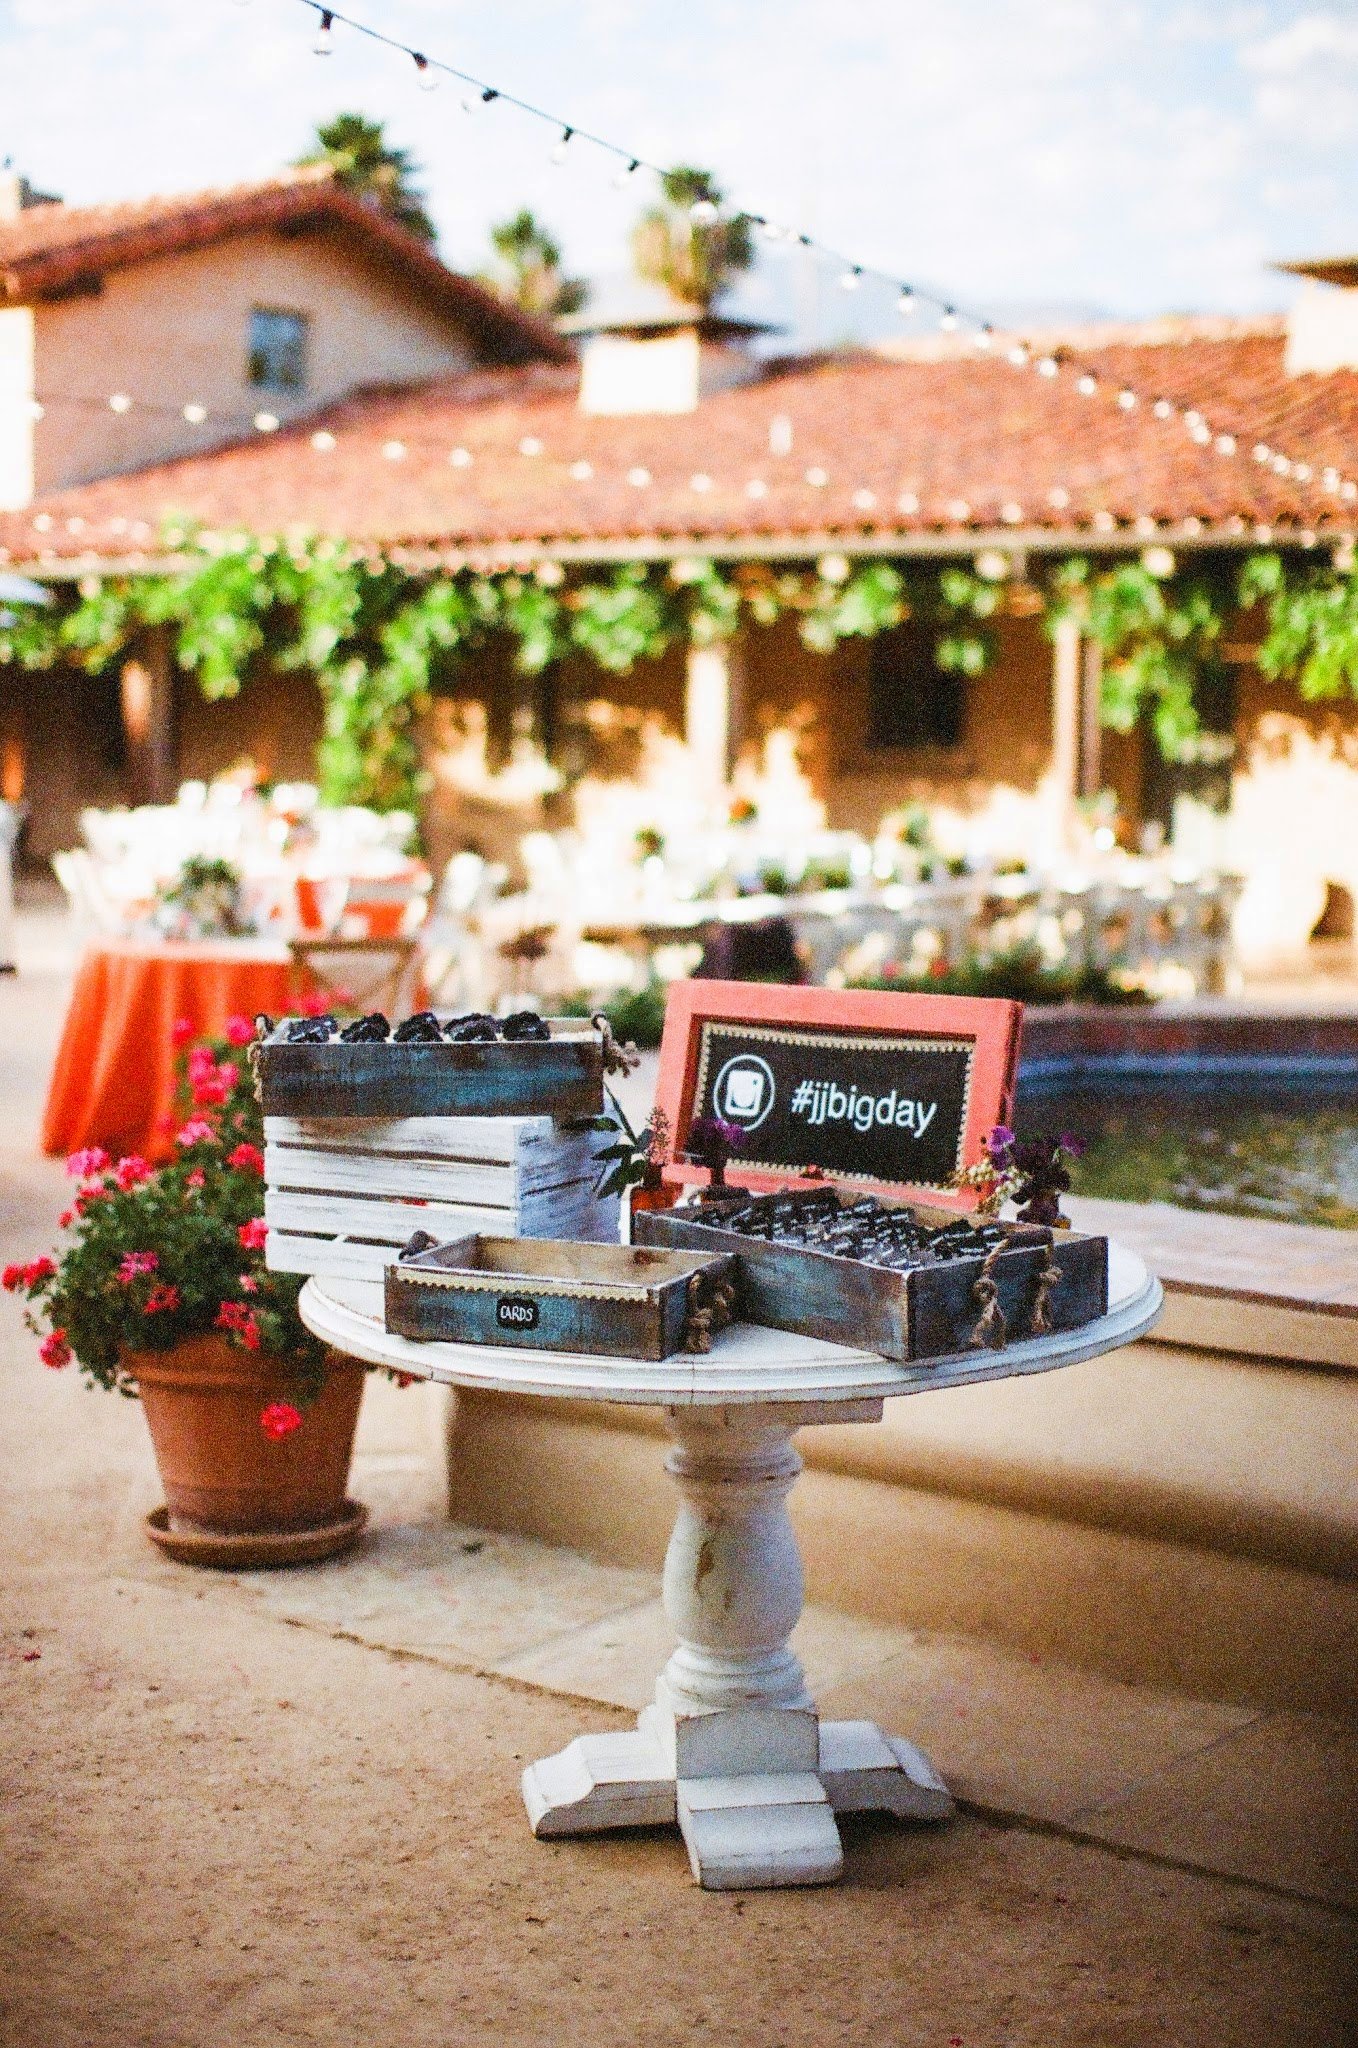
144, 1499, 368, 1570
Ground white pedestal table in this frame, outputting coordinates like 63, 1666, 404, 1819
301, 1245, 1161, 1890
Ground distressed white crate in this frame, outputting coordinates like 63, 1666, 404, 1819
264, 1113, 620, 1281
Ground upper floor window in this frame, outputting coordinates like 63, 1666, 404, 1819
866, 621, 966, 751
248, 307, 308, 391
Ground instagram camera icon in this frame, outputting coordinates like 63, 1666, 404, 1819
724, 1067, 765, 1119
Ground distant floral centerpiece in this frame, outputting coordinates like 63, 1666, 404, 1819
5, 1016, 325, 1436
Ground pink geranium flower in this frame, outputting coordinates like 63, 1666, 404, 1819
171, 1017, 196, 1049
259, 1401, 302, 1441
117, 1252, 159, 1285
224, 1015, 257, 1047
238, 1217, 268, 1252
113, 1156, 152, 1191
175, 1118, 217, 1149
65, 1147, 110, 1180
185, 1169, 206, 1192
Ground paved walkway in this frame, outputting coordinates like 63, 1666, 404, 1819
2, 905, 1356, 2044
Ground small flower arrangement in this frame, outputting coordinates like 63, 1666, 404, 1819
581, 1099, 671, 1204
684, 1115, 747, 1194
952, 1126, 1087, 1227
5, 1015, 325, 1436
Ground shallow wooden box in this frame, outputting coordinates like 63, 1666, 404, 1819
384, 1236, 739, 1360
635, 1200, 1109, 1363
264, 1113, 619, 1282
255, 1018, 604, 1121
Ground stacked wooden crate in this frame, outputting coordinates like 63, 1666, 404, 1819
257, 1022, 619, 1283
264, 1114, 619, 1280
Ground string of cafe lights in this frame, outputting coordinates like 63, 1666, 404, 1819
254, 0, 1358, 519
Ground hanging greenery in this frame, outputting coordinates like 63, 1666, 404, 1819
1241, 548, 1358, 703
3, 522, 1350, 816
1046, 555, 1234, 759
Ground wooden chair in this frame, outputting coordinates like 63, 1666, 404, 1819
288, 935, 422, 1020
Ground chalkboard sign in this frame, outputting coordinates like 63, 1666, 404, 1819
654, 980, 1023, 1205
691, 1019, 974, 1188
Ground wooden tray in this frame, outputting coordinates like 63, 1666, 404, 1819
385, 1236, 739, 1361
255, 1019, 604, 1121
635, 1199, 1108, 1363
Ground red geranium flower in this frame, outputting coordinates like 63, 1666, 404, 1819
215, 1300, 261, 1349
39, 1329, 71, 1369
239, 1274, 259, 1294
238, 1217, 268, 1252
22, 1257, 56, 1288
259, 1401, 302, 1441
2, 1264, 24, 1292
299, 991, 330, 1018
225, 1015, 256, 1047
145, 1284, 181, 1314
227, 1142, 265, 1175
171, 1017, 196, 1049
113, 1156, 152, 1191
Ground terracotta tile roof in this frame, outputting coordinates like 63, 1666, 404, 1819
4, 318, 1358, 570
0, 167, 566, 366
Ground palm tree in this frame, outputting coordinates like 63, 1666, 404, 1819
297, 113, 436, 245
479, 209, 587, 319
630, 166, 753, 312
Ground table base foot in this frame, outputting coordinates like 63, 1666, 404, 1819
677, 1772, 843, 1888
523, 1710, 951, 1886
819, 1718, 954, 1821
523, 1728, 675, 1838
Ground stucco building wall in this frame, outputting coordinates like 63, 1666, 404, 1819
20, 225, 479, 501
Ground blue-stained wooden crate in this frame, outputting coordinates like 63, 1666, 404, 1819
384, 1236, 738, 1360
635, 1202, 1108, 1363
255, 1019, 604, 1121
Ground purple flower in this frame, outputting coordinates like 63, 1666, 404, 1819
985, 1125, 1016, 1166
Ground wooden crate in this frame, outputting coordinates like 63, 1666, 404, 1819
386, 1236, 739, 1360
264, 1114, 619, 1281
255, 1020, 604, 1121
636, 1201, 1107, 1363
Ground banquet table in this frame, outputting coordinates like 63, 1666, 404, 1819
302, 1244, 1162, 1890
41, 937, 295, 1162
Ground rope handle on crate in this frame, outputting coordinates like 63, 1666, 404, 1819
681, 1270, 740, 1355
967, 1237, 1065, 1351
1027, 1242, 1064, 1337
591, 1013, 641, 1078
967, 1242, 1008, 1351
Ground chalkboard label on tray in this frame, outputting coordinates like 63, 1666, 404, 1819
496, 1295, 540, 1332
691, 1020, 975, 1188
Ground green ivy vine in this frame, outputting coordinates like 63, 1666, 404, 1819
3, 523, 1356, 814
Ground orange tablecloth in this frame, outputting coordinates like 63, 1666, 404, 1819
42, 940, 296, 1162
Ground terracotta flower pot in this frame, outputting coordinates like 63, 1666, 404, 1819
126, 1334, 365, 1538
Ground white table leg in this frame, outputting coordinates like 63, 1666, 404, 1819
522, 1404, 952, 1888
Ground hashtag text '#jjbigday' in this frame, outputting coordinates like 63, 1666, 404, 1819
789, 1080, 939, 1136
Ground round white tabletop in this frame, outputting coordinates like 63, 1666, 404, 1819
301, 1247, 1162, 1891
299, 1241, 1160, 1409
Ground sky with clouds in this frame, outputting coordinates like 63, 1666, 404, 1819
3, 0, 1358, 342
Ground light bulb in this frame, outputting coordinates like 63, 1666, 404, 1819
108, 392, 132, 414
550, 127, 573, 165
939, 307, 958, 331
897, 288, 916, 315
839, 265, 863, 292
1077, 374, 1098, 397
412, 53, 438, 91
760, 220, 784, 243
1117, 389, 1136, 410
1153, 398, 1173, 419
1037, 355, 1058, 377
612, 158, 640, 188
254, 411, 280, 434
183, 403, 207, 424
313, 10, 334, 56
690, 198, 719, 225
463, 87, 498, 115
975, 327, 994, 351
